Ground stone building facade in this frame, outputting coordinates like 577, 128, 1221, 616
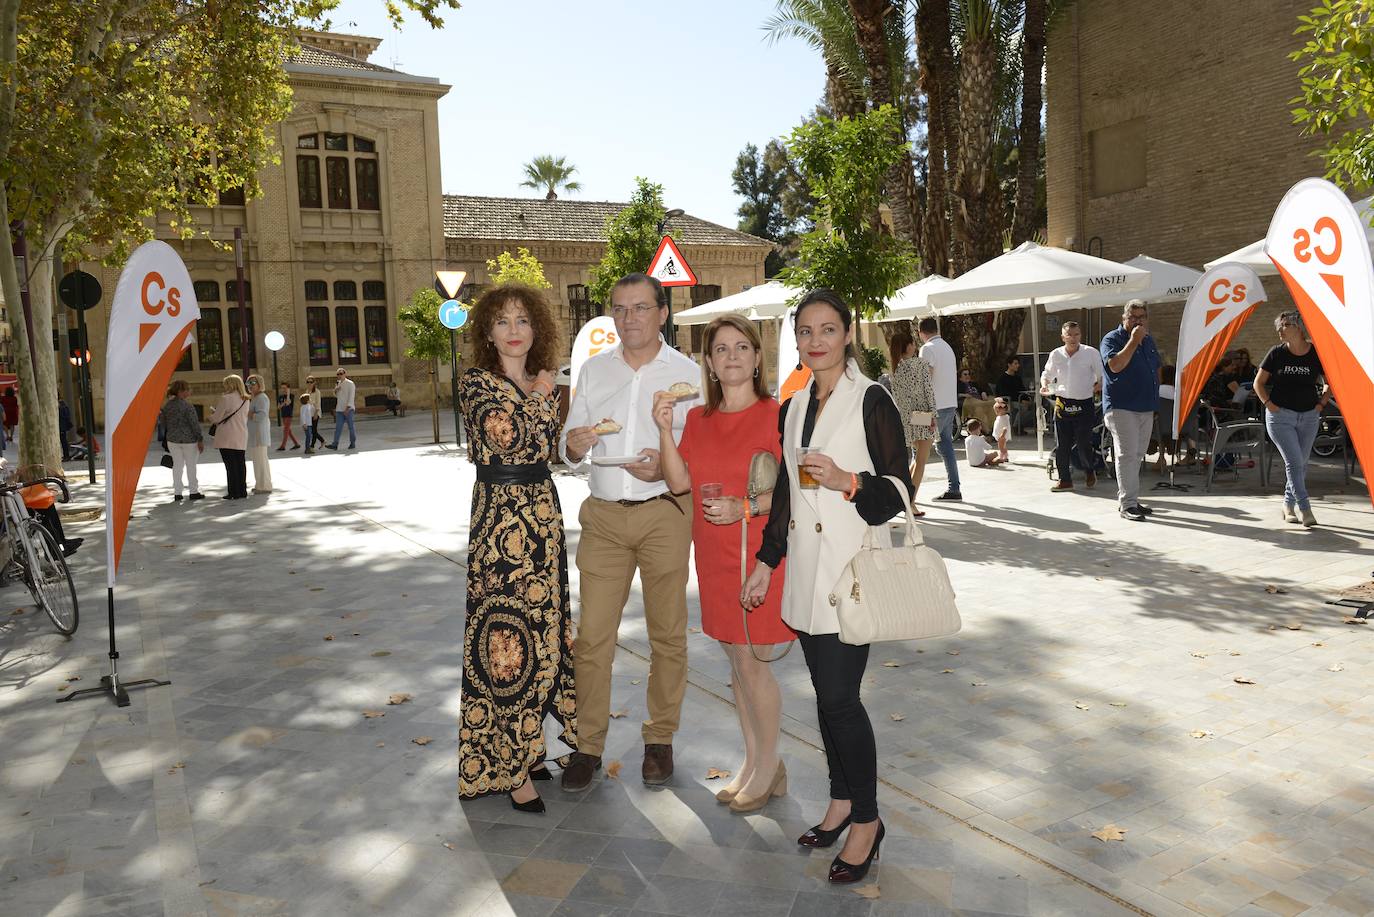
1044, 1, 1334, 364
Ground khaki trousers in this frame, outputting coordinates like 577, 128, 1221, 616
574, 494, 692, 757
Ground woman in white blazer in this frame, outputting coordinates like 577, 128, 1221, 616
743, 290, 913, 884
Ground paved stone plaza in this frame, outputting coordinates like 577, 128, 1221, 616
1, 413, 1371, 917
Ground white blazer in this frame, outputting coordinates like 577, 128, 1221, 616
780, 361, 894, 636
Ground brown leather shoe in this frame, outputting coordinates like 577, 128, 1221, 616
1085, 472, 1097, 488
1051, 481, 1074, 492
642, 743, 674, 785
560, 752, 601, 792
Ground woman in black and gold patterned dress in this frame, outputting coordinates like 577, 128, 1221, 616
459, 284, 577, 813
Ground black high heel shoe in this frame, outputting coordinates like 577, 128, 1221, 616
828, 821, 884, 884
509, 792, 545, 813
529, 765, 552, 781
797, 814, 852, 848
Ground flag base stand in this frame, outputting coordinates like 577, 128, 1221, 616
56, 588, 169, 707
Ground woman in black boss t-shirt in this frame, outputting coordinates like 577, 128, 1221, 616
1254, 311, 1330, 527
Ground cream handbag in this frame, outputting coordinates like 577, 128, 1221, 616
830, 475, 961, 645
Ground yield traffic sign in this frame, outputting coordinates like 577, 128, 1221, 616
647, 236, 697, 287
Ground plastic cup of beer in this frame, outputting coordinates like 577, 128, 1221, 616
700, 482, 724, 511
797, 447, 823, 489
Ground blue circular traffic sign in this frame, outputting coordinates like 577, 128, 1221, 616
440, 299, 468, 330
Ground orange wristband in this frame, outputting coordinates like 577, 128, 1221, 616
744, 499, 752, 521
844, 472, 858, 501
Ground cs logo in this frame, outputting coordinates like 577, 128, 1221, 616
1207, 278, 1248, 305
1293, 216, 1341, 266
140, 271, 182, 318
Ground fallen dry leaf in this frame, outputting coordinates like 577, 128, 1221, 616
323, 635, 334, 641
889, 713, 906, 721
1327, 663, 1344, 673
376, 742, 385, 748
1091, 824, 1127, 842
687, 626, 702, 634
853, 885, 881, 899
387, 693, 413, 706
310, 587, 325, 592
631, 679, 641, 685
442, 842, 455, 851
1311, 642, 1325, 647
1233, 676, 1256, 685
1228, 651, 1242, 656
371, 651, 391, 657
9, 608, 23, 616
1074, 701, 1090, 710
946, 650, 960, 656
1264, 584, 1288, 595
705, 768, 730, 780
361, 710, 385, 719
65, 675, 80, 682
1190, 651, 1208, 658
56, 685, 68, 692
1109, 702, 1128, 707
940, 668, 954, 674
606, 760, 623, 779
970, 681, 988, 687
412, 736, 433, 746
1284, 622, 1304, 631
1190, 729, 1214, 739
608, 709, 629, 719
1344, 617, 1369, 625
881, 660, 903, 668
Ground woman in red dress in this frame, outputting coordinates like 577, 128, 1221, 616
654, 314, 793, 814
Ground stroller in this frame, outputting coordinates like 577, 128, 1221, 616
1044, 397, 1114, 480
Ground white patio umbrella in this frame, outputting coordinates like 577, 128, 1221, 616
1205, 195, 1374, 276
1044, 255, 1201, 312
927, 241, 1151, 455
671, 280, 797, 326
882, 274, 951, 321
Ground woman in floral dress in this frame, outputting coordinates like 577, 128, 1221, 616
458, 284, 576, 813
888, 331, 937, 515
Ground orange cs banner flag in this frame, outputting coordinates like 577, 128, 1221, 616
1265, 178, 1374, 508
104, 241, 201, 586
1172, 263, 1266, 438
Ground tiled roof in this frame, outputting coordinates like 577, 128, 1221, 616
289, 44, 398, 73
442, 195, 773, 248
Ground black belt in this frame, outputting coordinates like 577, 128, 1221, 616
475, 463, 551, 485
602, 492, 685, 514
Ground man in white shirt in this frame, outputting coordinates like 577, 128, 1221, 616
917, 317, 962, 500
1039, 321, 1103, 491
559, 273, 702, 791
326, 368, 357, 451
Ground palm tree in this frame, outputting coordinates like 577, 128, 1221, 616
520, 155, 582, 200
764, 0, 869, 118
915, 0, 959, 277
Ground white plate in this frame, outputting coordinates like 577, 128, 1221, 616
591, 455, 650, 466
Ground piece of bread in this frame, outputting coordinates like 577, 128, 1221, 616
592, 419, 622, 435
668, 382, 699, 399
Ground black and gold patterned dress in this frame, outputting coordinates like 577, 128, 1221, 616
459, 367, 577, 798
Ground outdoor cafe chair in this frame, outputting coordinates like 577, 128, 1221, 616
1203, 404, 1268, 493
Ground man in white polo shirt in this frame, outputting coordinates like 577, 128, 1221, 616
917, 317, 962, 500
1040, 320, 1104, 491
559, 273, 702, 791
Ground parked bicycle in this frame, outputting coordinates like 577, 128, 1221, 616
0, 466, 79, 636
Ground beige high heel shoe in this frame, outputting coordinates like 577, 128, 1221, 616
728, 761, 787, 813
715, 785, 740, 803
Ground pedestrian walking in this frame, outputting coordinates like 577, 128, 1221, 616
742, 290, 913, 884
159, 380, 204, 502
1254, 311, 1329, 527
1041, 320, 1104, 491
0, 386, 17, 441
326, 368, 357, 450
1101, 300, 1161, 520
886, 331, 936, 516
917, 317, 963, 501
208, 375, 250, 499
457, 284, 577, 814
58, 395, 74, 462
247, 375, 273, 494
302, 375, 324, 447
654, 314, 793, 814
299, 395, 317, 454
277, 383, 301, 451
558, 273, 702, 792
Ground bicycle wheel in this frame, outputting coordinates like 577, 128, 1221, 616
20, 519, 78, 636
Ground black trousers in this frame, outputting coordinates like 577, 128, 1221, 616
1053, 398, 1097, 483
220, 448, 248, 498
798, 631, 878, 823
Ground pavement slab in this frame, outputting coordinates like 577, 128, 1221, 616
0, 413, 1370, 915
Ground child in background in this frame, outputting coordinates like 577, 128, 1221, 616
299, 394, 316, 455
964, 419, 1004, 468
992, 397, 1012, 462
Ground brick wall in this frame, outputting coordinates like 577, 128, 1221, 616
1045, 0, 1338, 366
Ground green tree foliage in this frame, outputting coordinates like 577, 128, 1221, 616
520, 154, 582, 200
588, 177, 673, 306
486, 247, 552, 289
397, 288, 453, 364
731, 139, 814, 275
779, 105, 919, 324
0, 0, 459, 468
1291, 0, 1374, 193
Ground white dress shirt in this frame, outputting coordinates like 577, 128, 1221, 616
560, 337, 703, 501
333, 377, 357, 412
919, 335, 958, 410
1040, 345, 1103, 400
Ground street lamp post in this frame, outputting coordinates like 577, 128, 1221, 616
264, 331, 285, 426
655, 208, 685, 346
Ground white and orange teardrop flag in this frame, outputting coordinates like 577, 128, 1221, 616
1173, 263, 1266, 438
105, 241, 201, 585
1266, 178, 1374, 508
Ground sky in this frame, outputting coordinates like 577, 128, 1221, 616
320, 0, 826, 229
